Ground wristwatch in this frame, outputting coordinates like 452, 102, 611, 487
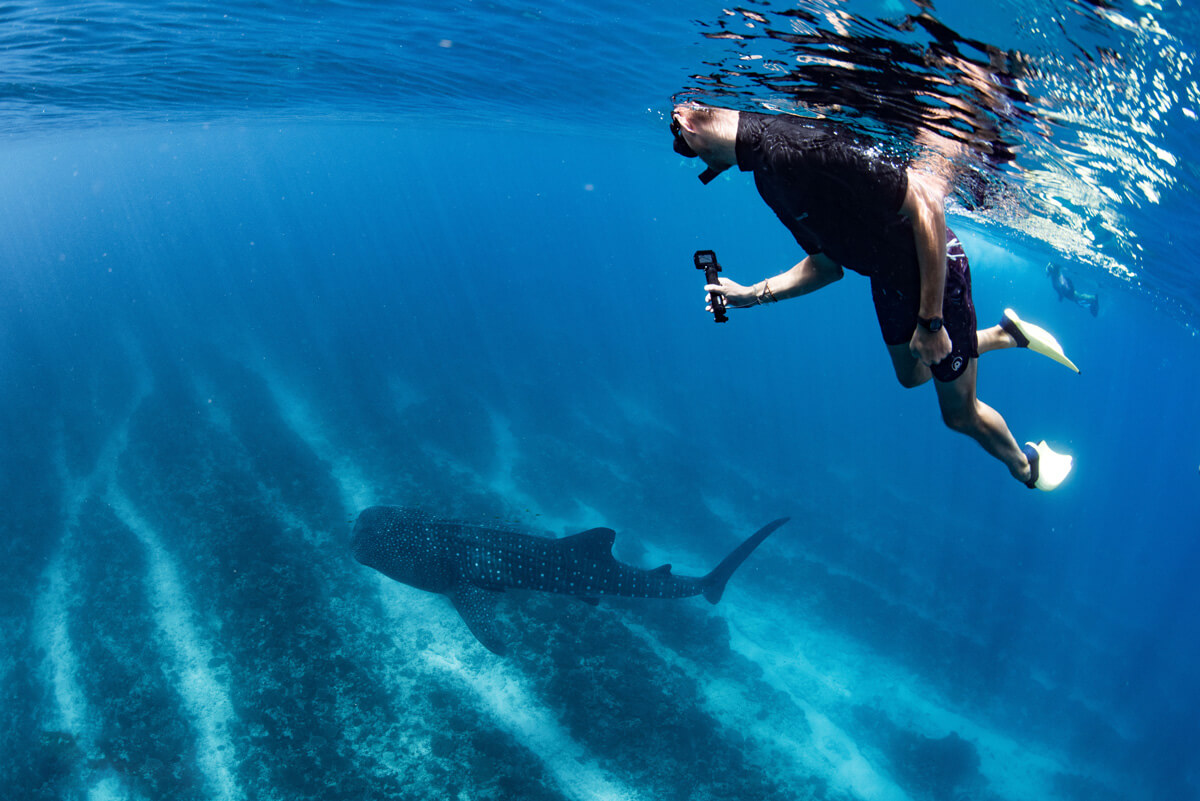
917, 315, 944, 332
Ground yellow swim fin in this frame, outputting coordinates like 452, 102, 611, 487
1001, 308, 1080, 374
1023, 440, 1074, 491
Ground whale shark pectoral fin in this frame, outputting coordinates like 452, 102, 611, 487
448, 583, 507, 655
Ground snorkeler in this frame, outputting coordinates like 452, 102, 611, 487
671, 103, 1078, 491
1047, 262, 1099, 317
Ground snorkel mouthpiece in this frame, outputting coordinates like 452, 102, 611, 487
698, 167, 720, 184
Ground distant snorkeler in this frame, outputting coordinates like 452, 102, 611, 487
1046, 263, 1099, 317
672, 103, 1080, 491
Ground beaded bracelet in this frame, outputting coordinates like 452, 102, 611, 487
763, 278, 777, 303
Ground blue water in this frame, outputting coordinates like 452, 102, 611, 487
2, 2, 1198, 800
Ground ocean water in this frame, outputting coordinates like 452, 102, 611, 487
2, 1, 1198, 800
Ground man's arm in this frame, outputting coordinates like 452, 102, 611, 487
706, 252, 843, 309
900, 170, 952, 366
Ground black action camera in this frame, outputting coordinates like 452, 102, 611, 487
694, 250, 728, 323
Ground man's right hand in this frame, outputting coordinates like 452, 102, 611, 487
909, 324, 952, 367
704, 277, 757, 310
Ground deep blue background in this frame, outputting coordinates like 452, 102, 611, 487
3, 120, 1198, 798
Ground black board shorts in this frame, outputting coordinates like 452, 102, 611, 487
869, 228, 978, 382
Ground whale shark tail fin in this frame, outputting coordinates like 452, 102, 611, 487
702, 518, 789, 605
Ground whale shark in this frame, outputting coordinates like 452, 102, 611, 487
351, 506, 788, 655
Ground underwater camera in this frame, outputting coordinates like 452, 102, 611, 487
694, 249, 728, 323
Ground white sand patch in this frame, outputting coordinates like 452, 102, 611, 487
256, 367, 377, 514
720, 593, 1079, 801
0, 656, 9, 730
107, 488, 241, 801
622, 615, 910, 801
189, 370, 338, 549
604, 388, 679, 437
701, 496, 749, 538
33, 413, 144, 801
479, 410, 618, 537
419, 408, 612, 537
270, 496, 333, 548
34, 339, 149, 800
86, 771, 131, 801
484, 411, 554, 523
886, 681, 1069, 801
569, 501, 610, 532
28, 340, 150, 801
188, 373, 236, 440
377, 580, 645, 801
34, 553, 87, 740
37, 439, 91, 741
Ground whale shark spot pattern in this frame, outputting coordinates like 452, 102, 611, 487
351, 506, 788, 654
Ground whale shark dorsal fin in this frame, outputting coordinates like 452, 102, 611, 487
558, 527, 616, 556
448, 583, 507, 656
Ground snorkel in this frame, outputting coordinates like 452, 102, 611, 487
670, 114, 724, 184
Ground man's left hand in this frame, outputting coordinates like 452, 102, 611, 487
909, 325, 952, 367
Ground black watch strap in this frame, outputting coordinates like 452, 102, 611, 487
917, 315, 943, 332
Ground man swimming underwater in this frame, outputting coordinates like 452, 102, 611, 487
1047, 262, 1099, 316
672, 103, 1080, 490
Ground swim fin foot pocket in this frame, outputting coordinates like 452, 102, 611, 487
1001, 308, 1080, 374
1023, 440, 1073, 491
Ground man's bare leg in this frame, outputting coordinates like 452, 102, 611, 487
886, 344, 1030, 481
885, 342, 934, 388
977, 324, 1019, 355
886, 326, 1017, 389
931, 359, 1031, 483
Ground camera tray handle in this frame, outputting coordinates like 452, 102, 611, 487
694, 249, 728, 323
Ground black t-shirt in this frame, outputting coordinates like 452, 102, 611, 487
735, 111, 918, 286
